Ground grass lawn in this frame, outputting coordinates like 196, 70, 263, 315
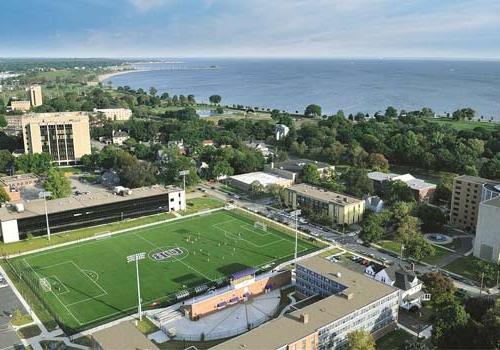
378, 240, 402, 254
444, 255, 496, 287
376, 329, 416, 350
319, 248, 343, 257
17, 325, 42, 339
0, 212, 175, 256
5, 209, 319, 333
425, 117, 499, 131
183, 197, 225, 215
10, 311, 33, 327
421, 245, 454, 265
136, 318, 160, 335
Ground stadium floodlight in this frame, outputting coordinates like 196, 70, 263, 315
127, 252, 146, 321
290, 209, 301, 265
179, 170, 189, 191
39, 191, 52, 241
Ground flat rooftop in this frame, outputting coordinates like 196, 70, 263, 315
211, 256, 397, 350
289, 183, 362, 205
455, 175, 498, 185
229, 172, 290, 186
92, 321, 159, 350
368, 172, 436, 190
0, 174, 38, 185
482, 196, 500, 208
0, 185, 182, 222
273, 158, 333, 173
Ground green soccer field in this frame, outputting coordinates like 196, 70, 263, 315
8, 209, 319, 333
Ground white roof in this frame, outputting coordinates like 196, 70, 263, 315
230, 172, 289, 186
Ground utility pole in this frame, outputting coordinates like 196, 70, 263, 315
291, 209, 301, 265
480, 272, 484, 296
127, 252, 146, 321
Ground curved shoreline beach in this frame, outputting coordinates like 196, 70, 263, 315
98, 69, 149, 82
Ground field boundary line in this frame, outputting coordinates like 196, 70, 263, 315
23, 258, 83, 325
49, 275, 71, 296
214, 222, 284, 249
6, 207, 226, 259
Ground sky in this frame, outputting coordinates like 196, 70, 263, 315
1, 0, 500, 58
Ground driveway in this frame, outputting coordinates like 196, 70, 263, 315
0, 286, 25, 350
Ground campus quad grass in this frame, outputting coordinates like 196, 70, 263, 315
8, 210, 318, 332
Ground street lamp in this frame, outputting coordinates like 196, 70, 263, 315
291, 209, 301, 265
127, 252, 146, 321
39, 191, 52, 241
179, 170, 190, 192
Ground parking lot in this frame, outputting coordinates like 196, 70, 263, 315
0, 283, 25, 350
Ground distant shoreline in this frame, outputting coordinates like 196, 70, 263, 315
98, 69, 149, 82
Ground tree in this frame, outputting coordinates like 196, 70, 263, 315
346, 330, 375, 350
434, 174, 454, 204
421, 272, 456, 307
0, 187, 9, 203
149, 87, 157, 97
121, 162, 158, 188
452, 108, 475, 121
0, 114, 7, 128
416, 204, 446, 232
388, 180, 415, 203
342, 168, 373, 198
212, 160, 234, 180
249, 180, 264, 198
396, 215, 434, 260
209, 95, 222, 104
304, 104, 322, 118
432, 299, 469, 347
361, 214, 385, 243
367, 153, 389, 172
299, 163, 320, 185
268, 184, 287, 209
401, 338, 430, 350
0, 149, 14, 174
15, 153, 53, 174
385, 106, 398, 119
43, 168, 71, 199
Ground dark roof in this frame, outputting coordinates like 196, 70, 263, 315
367, 264, 386, 275
394, 270, 418, 291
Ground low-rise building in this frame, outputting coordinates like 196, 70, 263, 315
368, 172, 436, 202
93, 108, 132, 121
227, 172, 294, 191
285, 183, 365, 225
245, 141, 273, 158
112, 130, 129, 145
10, 100, 31, 112
265, 158, 335, 183
473, 196, 500, 263
275, 123, 290, 140
365, 196, 384, 213
92, 321, 159, 350
211, 257, 399, 350
0, 185, 185, 243
0, 174, 39, 202
450, 175, 500, 232
365, 264, 425, 310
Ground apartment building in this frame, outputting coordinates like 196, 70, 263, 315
21, 112, 91, 165
211, 257, 399, 350
473, 196, 500, 263
93, 108, 132, 121
10, 100, 31, 112
29, 85, 43, 107
286, 183, 365, 225
450, 175, 500, 232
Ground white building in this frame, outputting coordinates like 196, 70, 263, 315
365, 264, 425, 310
365, 196, 384, 213
473, 196, 500, 263
227, 172, 293, 191
94, 108, 132, 121
275, 124, 290, 141
112, 130, 129, 145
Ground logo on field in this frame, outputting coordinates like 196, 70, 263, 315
149, 246, 188, 262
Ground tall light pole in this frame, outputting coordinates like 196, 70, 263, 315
127, 252, 146, 321
39, 191, 52, 241
179, 170, 189, 192
291, 209, 301, 265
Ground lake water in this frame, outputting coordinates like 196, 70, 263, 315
104, 58, 500, 119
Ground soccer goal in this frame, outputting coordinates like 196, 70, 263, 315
224, 203, 236, 210
39, 277, 51, 292
254, 221, 267, 232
